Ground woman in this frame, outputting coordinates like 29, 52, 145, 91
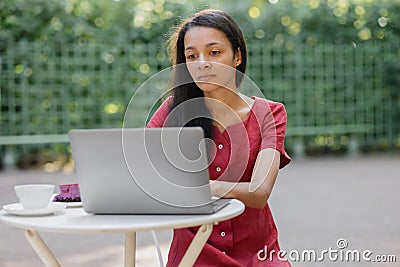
147, 9, 291, 266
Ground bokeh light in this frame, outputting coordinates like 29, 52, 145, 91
358, 27, 371, 40
249, 7, 261, 19
139, 63, 150, 74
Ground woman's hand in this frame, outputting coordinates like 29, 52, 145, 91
210, 148, 281, 209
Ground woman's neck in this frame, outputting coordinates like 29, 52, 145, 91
203, 89, 242, 114
203, 89, 253, 128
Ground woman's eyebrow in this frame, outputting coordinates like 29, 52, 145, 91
184, 46, 195, 51
206, 41, 222, 47
184, 41, 223, 51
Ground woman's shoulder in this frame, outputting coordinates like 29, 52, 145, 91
251, 96, 286, 114
157, 95, 174, 110
163, 95, 174, 104
146, 95, 173, 128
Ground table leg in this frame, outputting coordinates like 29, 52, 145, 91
178, 223, 213, 267
24, 229, 61, 267
125, 231, 136, 267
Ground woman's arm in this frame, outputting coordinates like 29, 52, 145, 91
210, 148, 280, 209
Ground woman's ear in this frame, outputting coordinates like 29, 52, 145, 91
234, 47, 242, 67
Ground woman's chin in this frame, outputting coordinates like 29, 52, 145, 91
196, 82, 234, 94
196, 82, 219, 92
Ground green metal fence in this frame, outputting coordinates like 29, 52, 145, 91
247, 42, 399, 154
1, 40, 399, 166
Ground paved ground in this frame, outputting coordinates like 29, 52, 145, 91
0, 154, 399, 266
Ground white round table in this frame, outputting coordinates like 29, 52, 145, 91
0, 199, 244, 267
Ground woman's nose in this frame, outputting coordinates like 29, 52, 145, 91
197, 55, 211, 69
198, 61, 211, 69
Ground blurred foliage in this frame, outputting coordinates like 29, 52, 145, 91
0, 0, 399, 167
1, 0, 399, 49
235, 0, 400, 45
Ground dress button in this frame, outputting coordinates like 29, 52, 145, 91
218, 144, 223, 149
216, 167, 221, 172
220, 231, 226, 237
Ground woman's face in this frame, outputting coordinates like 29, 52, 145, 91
183, 26, 242, 94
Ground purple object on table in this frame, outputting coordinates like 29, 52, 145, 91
53, 184, 81, 202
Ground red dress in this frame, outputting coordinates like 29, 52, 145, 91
147, 96, 291, 267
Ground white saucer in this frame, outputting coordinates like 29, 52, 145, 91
51, 194, 82, 208
2, 202, 67, 216
53, 201, 82, 208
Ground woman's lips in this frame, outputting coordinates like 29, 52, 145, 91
197, 74, 216, 81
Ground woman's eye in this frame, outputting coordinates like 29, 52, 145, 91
211, 50, 220, 56
186, 54, 197, 60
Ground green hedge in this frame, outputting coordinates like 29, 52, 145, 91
1, 0, 399, 166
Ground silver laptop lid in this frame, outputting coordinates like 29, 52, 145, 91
69, 127, 214, 214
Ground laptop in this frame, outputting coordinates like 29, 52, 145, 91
68, 127, 230, 214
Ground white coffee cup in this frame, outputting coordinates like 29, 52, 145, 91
14, 184, 55, 210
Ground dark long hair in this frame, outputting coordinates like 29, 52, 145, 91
166, 9, 247, 140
